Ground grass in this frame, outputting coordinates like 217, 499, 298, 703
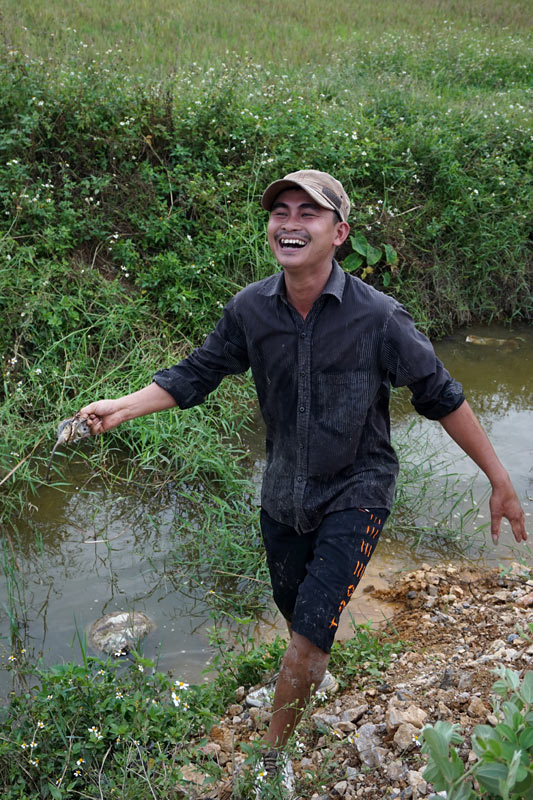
2, 0, 531, 75
0, 622, 403, 798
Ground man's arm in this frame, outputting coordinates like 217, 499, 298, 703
79, 383, 176, 434
439, 400, 527, 544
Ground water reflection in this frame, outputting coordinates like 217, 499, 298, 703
1, 325, 532, 694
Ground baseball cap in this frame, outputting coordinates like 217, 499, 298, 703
261, 169, 351, 222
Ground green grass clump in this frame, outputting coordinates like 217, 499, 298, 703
0, 623, 403, 798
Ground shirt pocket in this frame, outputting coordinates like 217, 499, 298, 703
314, 370, 371, 440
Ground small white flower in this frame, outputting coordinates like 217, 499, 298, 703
174, 680, 189, 690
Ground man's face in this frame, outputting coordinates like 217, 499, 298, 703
267, 188, 349, 272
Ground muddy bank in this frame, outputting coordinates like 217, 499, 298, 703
187, 562, 533, 799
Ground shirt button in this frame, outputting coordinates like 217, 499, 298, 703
299, 406, 305, 413
300, 371, 305, 378
297, 476, 303, 482
300, 332, 306, 338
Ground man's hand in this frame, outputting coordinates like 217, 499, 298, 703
79, 383, 176, 435
489, 477, 528, 545
439, 400, 528, 546
79, 399, 126, 435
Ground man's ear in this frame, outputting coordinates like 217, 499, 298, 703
333, 221, 350, 247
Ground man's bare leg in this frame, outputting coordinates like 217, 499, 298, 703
263, 630, 329, 749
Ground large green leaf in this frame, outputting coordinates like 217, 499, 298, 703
350, 232, 369, 256
519, 726, 533, 750
366, 242, 382, 266
476, 761, 509, 794
383, 243, 398, 266
520, 671, 533, 704
343, 252, 364, 271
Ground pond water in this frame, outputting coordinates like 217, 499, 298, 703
1, 324, 531, 695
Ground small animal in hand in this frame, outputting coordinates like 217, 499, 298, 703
46, 413, 92, 481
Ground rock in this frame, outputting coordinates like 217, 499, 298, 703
467, 697, 489, 718
227, 703, 243, 716
352, 722, 387, 767
180, 764, 207, 786
386, 760, 407, 781
517, 591, 533, 607
87, 611, 154, 655
234, 686, 246, 702
407, 770, 427, 796
386, 700, 428, 732
199, 742, 221, 758
393, 723, 420, 750
312, 711, 341, 730
341, 704, 368, 723
333, 780, 349, 796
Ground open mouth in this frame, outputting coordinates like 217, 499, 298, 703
279, 237, 308, 250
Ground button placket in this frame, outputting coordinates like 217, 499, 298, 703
293, 300, 324, 529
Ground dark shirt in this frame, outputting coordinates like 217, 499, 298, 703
154, 260, 464, 532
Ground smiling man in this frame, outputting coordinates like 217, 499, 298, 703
81, 169, 527, 797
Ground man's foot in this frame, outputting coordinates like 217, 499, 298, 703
245, 669, 338, 709
254, 749, 295, 798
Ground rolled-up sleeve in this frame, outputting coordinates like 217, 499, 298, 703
153, 300, 250, 409
382, 305, 465, 420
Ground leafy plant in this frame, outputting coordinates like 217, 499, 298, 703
421, 667, 533, 800
343, 232, 399, 285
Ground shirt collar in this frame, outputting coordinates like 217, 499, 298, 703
259, 259, 346, 302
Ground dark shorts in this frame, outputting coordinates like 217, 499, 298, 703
260, 506, 388, 654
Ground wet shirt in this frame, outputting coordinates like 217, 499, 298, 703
153, 261, 464, 532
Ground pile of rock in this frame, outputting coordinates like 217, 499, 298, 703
187, 562, 533, 799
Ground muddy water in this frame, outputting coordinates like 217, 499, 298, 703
1, 325, 531, 692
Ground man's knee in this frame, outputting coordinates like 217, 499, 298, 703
282, 631, 329, 682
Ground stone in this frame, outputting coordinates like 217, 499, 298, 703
341, 704, 369, 723
353, 722, 387, 767
467, 697, 489, 718
333, 780, 349, 796
517, 591, 533, 608
407, 770, 427, 795
228, 703, 243, 716
393, 723, 420, 750
386, 700, 428, 732
386, 760, 407, 781
312, 712, 341, 730
180, 764, 207, 786
87, 611, 154, 655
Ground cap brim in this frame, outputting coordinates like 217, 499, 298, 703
261, 179, 337, 215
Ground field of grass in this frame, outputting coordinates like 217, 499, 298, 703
2, 0, 531, 73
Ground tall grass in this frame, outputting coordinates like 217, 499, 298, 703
2, 0, 531, 74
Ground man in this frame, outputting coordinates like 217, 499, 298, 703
81, 170, 527, 795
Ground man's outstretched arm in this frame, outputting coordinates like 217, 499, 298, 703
438, 400, 527, 545
80, 383, 176, 434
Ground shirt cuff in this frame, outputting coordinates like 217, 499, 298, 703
411, 379, 465, 420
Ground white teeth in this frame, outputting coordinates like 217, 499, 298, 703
280, 238, 306, 247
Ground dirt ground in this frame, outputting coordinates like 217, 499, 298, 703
189, 561, 533, 799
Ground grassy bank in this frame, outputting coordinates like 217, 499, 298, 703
1, 0, 531, 592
